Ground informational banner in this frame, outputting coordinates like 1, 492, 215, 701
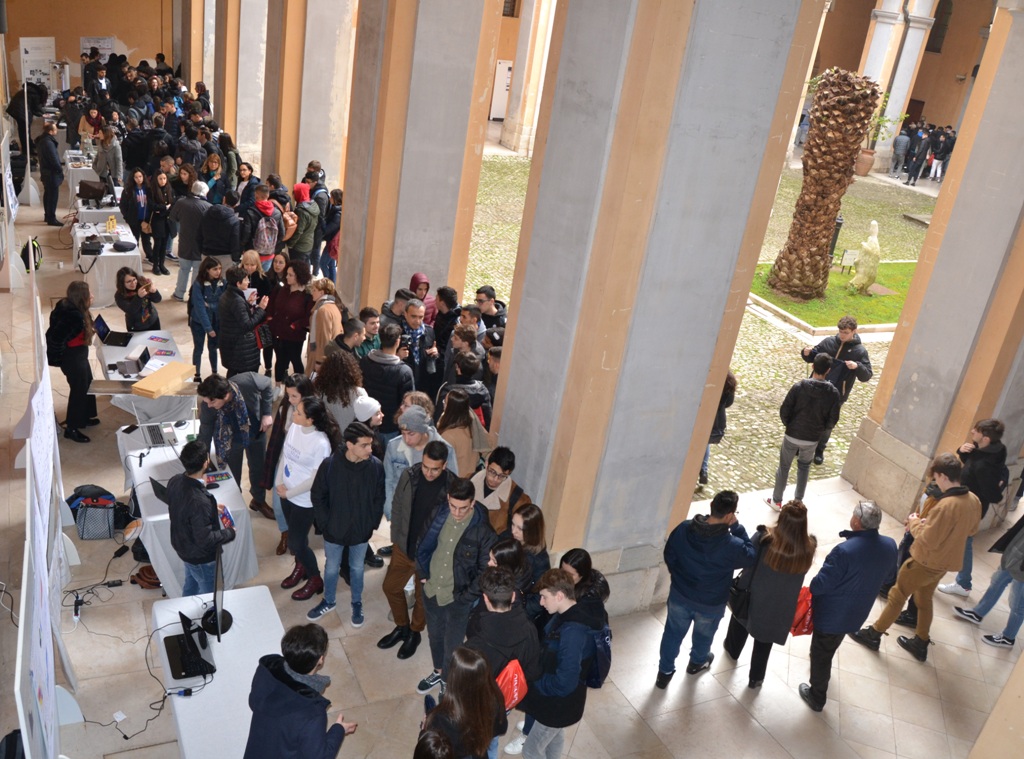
19, 37, 55, 87
80, 36, 115, 62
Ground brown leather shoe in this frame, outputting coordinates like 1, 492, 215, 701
250, 499, 275, 520
276, 531, 289, 556
291, 575, 324, 601
281, 562, 306, 589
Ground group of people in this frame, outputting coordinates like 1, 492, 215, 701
890, 121, 957, 185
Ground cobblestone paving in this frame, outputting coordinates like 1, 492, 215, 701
467, 155, 894, 496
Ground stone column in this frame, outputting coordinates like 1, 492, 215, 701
499, 0, 555, 156
213, 0, 241, 135
296, 0, 357, 188
261, 0, 307, 185
872, 0, 937, 164
493, 0, 825, 615
859, 0, 906, 85
202, 0, 217, 88
956, 25, 990, 129
339, 0, 502, 310
843, 2, 1024, 519
235, 0, 268, 173
180, 0, 205, 86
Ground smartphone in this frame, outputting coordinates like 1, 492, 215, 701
123, 424, 139, 434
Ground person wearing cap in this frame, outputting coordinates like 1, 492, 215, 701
353, 395, 385, 459
383, 406, 459, 526
170, 179, 213, 301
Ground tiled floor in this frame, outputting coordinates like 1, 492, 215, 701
2, 181, 1021, 759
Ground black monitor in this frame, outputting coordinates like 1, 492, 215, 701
201, 545, 232, 640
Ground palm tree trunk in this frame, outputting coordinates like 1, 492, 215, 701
768, 68, 880, 300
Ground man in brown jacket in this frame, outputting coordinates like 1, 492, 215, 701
469, 447, 531, 536
849, 453, 981, 662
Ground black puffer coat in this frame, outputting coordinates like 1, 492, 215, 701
218, 286, 266, 373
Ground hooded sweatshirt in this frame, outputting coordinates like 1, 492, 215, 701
467, 603, 543, 681
288, 183, 319, 255
959, 441, 1007, 513
409, 272, 437, 325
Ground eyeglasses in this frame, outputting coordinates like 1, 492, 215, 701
474, 298, 487, 304
485, 468, 509, 481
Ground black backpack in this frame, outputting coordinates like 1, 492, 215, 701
21, 238, 42, 272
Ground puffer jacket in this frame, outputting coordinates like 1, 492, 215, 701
287, 200, 319, 255
779, 378, 841, 442
218, 286, 266, 373
311, 452, 385, 546
664, 515, 756, 613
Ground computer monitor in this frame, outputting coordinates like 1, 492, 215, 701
201, 545, 232, 640
105, 172, 117, 202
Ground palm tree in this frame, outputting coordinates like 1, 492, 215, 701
768, 68, 880, 300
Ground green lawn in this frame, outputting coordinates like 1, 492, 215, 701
750, 262, 915, 327
760, 168, 936, 264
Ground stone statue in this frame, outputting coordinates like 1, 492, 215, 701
850, 220, 880, 295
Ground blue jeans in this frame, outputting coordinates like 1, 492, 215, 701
174, 258, 200, 300
658, 590, 724, 673
190, 321, 218, 376
772, 436, 817, 503
701, 445, 710, 476
487, 736, 498, 759
319, 247, 336, 282
955, 535, 974, 590
183, 561, 217, 596
971, 568, 1024, 640
323, 540, 367, 607
271, 489, 288, 532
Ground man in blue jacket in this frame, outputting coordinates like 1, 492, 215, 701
799, 501, 896, 712
243, 623, 356, 758
656, 490, 756, 688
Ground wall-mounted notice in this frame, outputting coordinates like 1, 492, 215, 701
19, 37, 55, 87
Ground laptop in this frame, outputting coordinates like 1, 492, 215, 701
139, 421, 179, 450
163, 611, 216, 680
94, 314, 133, 347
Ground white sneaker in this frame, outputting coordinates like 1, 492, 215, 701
504, 733, 527, 755
516, 719, 525, 732
938, 582, 970, 597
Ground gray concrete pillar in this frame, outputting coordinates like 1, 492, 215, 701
236, 0, 268, 174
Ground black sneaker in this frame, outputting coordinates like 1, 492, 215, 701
417, 670, 443, 694
952, 607, 983, 625
982, 634, 1015, 649
813, 454, 824, 465
685, 652, 714, 675
799, 683, 824, 712
655, 670, 675, 689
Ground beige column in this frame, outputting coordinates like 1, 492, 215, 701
339, 0, 502, 311
493, 0, 825, 613
213, 0, 241, 137
499, 0, 555, 156
844, 2, 1024, 518
180, 0, 206, 87
260, 0, 307, 186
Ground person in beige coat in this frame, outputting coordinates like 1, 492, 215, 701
306, 278, 345, 371
850, 452, 981, 662
436, 387, 495, 477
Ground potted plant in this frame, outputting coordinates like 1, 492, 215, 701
855, 92, 908, 176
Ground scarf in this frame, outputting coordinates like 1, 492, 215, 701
283, 661, 330, 695
404, 323, 425, 364
213, 381, 251, 459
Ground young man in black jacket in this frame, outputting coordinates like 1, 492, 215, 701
767, 354, 840, 509
167, 440, 236, 596
37, 123, 64, 226
360, 323, 415, 443
800, 315, 873, 465
198, 190, 242, 269
309, 422, 385, 627
243, 623, 356, 758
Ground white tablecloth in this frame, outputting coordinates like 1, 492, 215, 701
120, 422, 259, 598
71, 223, 141, 307
152, 587, 283, 759
94, 330, 196, 426
64, 150, 98, 191
76, 197, 124, 225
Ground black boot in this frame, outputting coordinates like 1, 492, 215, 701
378, 625, 409, 649
849, 625, 882, 651
365, 544, 384, 568
897, 635, 930, 662
397, 630, 422, 660
894, 610, 918, 628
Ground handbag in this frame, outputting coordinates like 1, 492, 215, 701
141, 221, 152, 234
790, 586, 814, 636
255, 321, 274, 350
727, 529, 766, 620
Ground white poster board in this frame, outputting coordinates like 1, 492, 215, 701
80, 36, 115, 63
20, 37, 55, 87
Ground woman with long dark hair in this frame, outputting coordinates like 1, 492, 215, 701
487, 538, 532, 602
511, 503, 551, 623
218, 132, 241, 183
147, 170, 175, 275
46, 282, 98, 443
559, 547, 611, 620
258, 252, 289, 374
278, 396, 341, 602
436, 388, 492, 477
188, 257, 225, 380
268, 260, 313, 384
315, 351, 367, 431
261, 373, 316, 555
114, 267, 162, 331
235, 161, 259, 212
723, 500, 816, 689
119, 168, 153, 261
422, 646, 506, 759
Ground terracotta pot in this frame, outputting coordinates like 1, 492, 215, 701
854, 148, 876, 177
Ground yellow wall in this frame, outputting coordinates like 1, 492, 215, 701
910, 0, 993, 125
5, 0, 173, 89
817, 0, 874, 75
